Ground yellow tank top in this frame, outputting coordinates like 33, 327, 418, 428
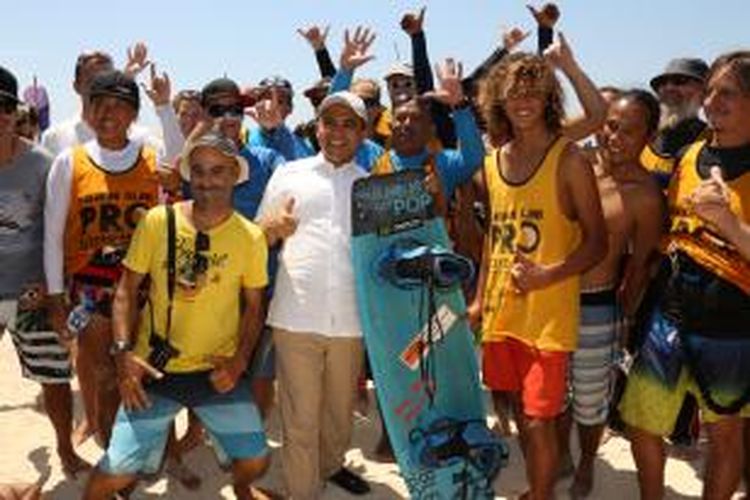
665, 140, 750, 293
64, 145, 160, 277
640, 143, 675, 177
482, 137, 581, 351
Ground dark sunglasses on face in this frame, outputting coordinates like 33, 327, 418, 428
659, 75, 694, 88
0, 99, 17, 114
362, 97, 381, 109
207, 103, 244, 119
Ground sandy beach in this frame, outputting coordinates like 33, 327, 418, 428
0, 332, 728, 499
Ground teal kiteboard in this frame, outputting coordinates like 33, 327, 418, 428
351, 170, 508, 498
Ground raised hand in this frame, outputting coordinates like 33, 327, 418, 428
124, 41, 151, 78
246, 88, 285, 130
543, 32, 576, 73
400, 7, 426, 36
339, 26, 376, 71
297, 25, 330, 51
527, 3, 561, 28
425, 58, 465, 107
502, 26, 530, 52
143, 63, 171, 107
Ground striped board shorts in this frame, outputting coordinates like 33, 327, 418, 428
5, 285, 72, 384
568, 288, 618, 426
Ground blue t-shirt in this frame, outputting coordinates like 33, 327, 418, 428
248, 125, 314, 162
385, 108, 484, 199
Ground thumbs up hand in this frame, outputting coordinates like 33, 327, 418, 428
690, 166, 734, 232
259, 196, 298, 246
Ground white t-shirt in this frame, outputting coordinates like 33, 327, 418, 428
257, 153, 368, 338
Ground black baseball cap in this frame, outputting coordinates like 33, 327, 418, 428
201, 78, 240, 107
88, 70, 140, 111
0, 66, 19, 103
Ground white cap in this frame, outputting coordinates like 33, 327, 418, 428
385, 62, 414, 80
317, 91, 368, 124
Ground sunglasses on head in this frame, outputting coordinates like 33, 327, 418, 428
0, 98, 17, 114
192, 231, 211, 277
207, 103, 244, 119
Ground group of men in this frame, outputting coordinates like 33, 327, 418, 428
1, 4, 750, 500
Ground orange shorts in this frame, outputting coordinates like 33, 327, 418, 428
482, 338, 569, 419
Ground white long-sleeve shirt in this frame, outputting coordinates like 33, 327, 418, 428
257, 153, 367, 337
44, 140, 162, 294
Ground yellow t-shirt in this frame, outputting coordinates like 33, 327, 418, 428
124, 204, 268, 373
482, 137, 581, 351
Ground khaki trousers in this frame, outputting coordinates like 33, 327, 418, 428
274, 329, 363, 500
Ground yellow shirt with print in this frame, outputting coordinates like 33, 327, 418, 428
124, 204, 268, 373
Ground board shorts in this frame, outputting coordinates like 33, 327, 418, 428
482, 337, 569, 419
567, 288, 618, 426
620, 303, 750, 437
4, 285, 72, 384
99, 372, 267, 475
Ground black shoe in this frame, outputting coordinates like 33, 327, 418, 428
328, 467, 370, 495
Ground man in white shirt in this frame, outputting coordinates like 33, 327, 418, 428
257, 91, 370, 497
41, 47, 183, 164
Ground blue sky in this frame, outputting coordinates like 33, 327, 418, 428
2, 0, 748, 131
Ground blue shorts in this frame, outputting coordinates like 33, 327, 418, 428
98, 373, 267, 475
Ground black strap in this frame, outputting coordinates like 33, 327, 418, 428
165, 204, 176, 340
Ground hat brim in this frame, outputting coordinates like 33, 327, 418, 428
649, 72, 703, 92
180, 145, 250, 186
89, 90, 139, 109
0, 90, 20, 104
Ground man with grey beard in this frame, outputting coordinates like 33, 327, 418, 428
640, 57, 708, 189
636, 57, 708, 452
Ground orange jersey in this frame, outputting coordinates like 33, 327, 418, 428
64, 145, 159, 277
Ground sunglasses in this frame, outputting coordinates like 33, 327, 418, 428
659, 75, 695, 88
193, 231, 210, 277
362, 97, 381, 109
0, 98, 17, 114
207, 103, 244, 119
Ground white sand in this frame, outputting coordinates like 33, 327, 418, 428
0, 333, 722, 499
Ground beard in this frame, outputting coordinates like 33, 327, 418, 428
659, 100, 701, 131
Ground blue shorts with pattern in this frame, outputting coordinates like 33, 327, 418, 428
98, 372, 267, 475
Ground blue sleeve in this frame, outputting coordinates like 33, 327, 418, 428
330, 68, 354, 94
249, 127, 312, 161
435, 108, 484, 198
355, 139, 384, 172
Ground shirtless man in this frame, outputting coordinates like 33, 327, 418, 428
559, 90, 664, 498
